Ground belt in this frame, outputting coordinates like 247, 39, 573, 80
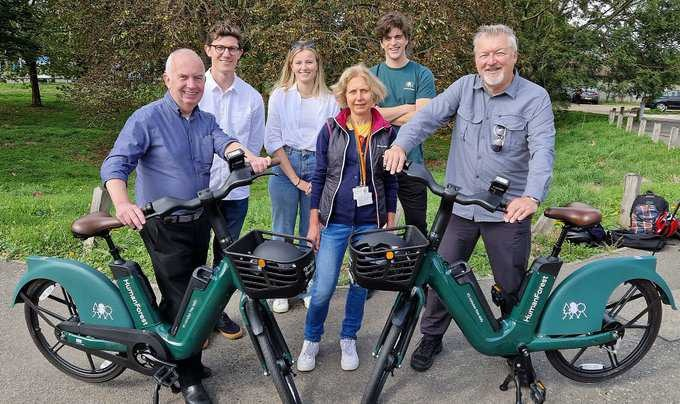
283, 145, 315, 156
162, 211, 203, 224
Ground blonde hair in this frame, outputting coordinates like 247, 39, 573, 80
274, 42, 330, 97
331, 64, 387, 108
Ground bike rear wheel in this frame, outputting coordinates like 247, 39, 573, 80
256, 330, 301, 404
23, 279, 126, 383
545, 279, 662, 382
362, 324, 401, 404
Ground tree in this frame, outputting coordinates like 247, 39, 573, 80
0, 0, 47, 107
603, 0, 680, 119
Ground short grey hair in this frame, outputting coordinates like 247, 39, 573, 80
164, 48, 201, 74
473, 24, 518, 53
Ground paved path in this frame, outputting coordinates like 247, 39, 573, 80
2, 240, 680, 403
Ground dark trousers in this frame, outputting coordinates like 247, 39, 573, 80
212, 198, 249, 266
140, 215, 210, 387
398, 174, 428, 236
419, 214, 531, 337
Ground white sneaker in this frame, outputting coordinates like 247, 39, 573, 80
297, 340, 319, 372
340, 338, 359, 371
303, 295, 311, 309
272, 298, 289, 313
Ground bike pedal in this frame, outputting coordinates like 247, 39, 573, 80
529, 381, 546, 404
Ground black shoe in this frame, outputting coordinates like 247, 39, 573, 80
410, 335, 443, 372
215, 312, 243, 340
201, 365, 212, 379
181, 383, 212, 404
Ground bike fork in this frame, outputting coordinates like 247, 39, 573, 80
499, 346, 546, 404
374, 289, 423, 368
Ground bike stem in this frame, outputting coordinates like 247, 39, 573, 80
427, 185, 456, 250
198, 188, 233, 254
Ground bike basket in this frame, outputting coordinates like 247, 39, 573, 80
348, 226, 429, 292
226, 230, 315, 299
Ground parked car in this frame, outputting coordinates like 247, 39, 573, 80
646, 91, 680, 112
571, 88, 599, 104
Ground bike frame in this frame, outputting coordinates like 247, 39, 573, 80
372, 168, 677, 363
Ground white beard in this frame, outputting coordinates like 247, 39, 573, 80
482, 70, 505, 87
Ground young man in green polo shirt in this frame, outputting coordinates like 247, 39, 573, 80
370, 11, 435, 239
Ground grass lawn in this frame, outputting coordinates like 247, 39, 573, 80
2, 83, 679, 281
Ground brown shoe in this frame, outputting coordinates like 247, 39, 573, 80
215, 312, 244, 340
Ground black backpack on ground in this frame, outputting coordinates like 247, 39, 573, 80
609, 191, 669, 251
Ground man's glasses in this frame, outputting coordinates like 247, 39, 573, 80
209, 44, 241, 55
491, 124, 506, 152
291, 40, 316, 50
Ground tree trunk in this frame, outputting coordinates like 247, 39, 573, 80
27, 58, 42, 107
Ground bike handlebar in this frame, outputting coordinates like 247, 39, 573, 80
401, 162, 509, 213
141, 152, 280, 217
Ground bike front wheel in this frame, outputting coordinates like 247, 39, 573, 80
256, 330, 301, 404
23, 279, 126, 383
545, 279, 662, 382
362, 324, 401, 404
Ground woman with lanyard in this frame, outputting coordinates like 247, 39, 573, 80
265, 40, 339, 314
297, 64, 397, 372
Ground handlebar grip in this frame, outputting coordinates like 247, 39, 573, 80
142, 203, 155, 216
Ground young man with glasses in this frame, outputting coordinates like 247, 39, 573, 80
370, 11, 435, 242
382, 24, 555, 374
200, 21, 265, 343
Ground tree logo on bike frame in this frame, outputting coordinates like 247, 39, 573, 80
91, 302, 113, 320
562, 301, 587, 320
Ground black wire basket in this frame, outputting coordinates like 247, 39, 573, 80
348, 226, 429, 292
226, 230, 315, 299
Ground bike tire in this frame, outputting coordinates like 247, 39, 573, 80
545, 279, 662, 382
256, 330, 301, 404
23, 279, 126, 383
361, 324, 401, 404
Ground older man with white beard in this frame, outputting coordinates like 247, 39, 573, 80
382, 24, 555, 373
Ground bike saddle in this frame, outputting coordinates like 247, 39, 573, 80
543, 203, 602, 227
71, 211, 124, 239
252, 240, 303, 262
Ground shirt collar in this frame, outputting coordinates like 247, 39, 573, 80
473, 69, 521, 99
162, 91, 199, 118
206, 69, 241, 95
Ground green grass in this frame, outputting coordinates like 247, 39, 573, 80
2, 83, 679, 282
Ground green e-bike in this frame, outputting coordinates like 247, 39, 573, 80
349, 163, 676, 404
12, 152, 310, 404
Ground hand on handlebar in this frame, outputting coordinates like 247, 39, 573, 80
504, 196, 538, 223
248, 156, 271, 174
383, 145, 407, 175
114, 201, 146, 230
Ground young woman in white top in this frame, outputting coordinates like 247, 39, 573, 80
265, 41, 339, 313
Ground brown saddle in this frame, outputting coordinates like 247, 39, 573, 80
71, 211, 124, 239
543, 202, 602, 227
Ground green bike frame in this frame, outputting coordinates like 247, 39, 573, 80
12, 254, 285, 366
382, 250, 676, 359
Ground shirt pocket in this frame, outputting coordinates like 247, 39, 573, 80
198, 134, 216, 175
493, 114, 528, 151
455, 109, 481, 143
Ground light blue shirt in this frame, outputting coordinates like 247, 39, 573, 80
100, 92, 236, 206
395, 73, 555, 222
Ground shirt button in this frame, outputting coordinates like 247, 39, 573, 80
477, 155, 481, 160
475, 175, 480, 178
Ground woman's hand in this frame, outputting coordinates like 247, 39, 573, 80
386, 212, 396, 228
307, 209, 321, 252
295, 178, 312, 195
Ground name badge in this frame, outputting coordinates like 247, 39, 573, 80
352, 186, 373, 207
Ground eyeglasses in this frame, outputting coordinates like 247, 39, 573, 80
291, 40, 316, 50
491, 124, 506, 152
209, 44, 242, 55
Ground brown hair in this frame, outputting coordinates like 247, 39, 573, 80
205, 21, 243, 48
375, 11, 412, 41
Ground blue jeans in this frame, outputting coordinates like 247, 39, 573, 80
304, 222, 376, 342
268, 146, 316, 238
212, 198, 249, 266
